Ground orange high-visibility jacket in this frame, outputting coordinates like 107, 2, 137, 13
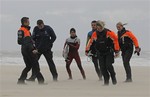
19, 27, 31, 37
119, 30, 139, 48
86, 29, 120, 52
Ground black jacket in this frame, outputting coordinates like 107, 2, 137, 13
117, 28, 133, 51
32, 25, 56, 52
95, 29, 114, 53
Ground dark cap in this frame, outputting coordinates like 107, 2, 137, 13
70, 28, 76, 33
91, 20, 97, 23
21, 17, 29, 25
37, 19, 44, 25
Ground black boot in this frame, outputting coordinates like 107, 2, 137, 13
112, 78, 117, 85
99, 76, 103, 81
124, 78, 132, 82
38, 81, 48, 85
104, 80, 109, 85
53, 77, 58, 82
17, 79, 26, 85
26, 77, 35, 82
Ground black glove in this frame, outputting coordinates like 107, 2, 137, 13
134, 47, 141, 56
85, 50, 89, 56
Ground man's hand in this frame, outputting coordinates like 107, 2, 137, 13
85, 50, 89, 56
32, 49, 39, 54
114, 51, 120, 58
134, 47, 141, 56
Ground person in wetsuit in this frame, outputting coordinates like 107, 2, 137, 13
86, 20, 102, 80
116, 22, 141, 82
63, 28, 86, 80
86, 20, 120, 85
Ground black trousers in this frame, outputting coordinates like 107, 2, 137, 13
30, 50, 58, 80
91, 56, 102, 79
98, 52, 116, 84
122, 48, 133, 80
18, 46, 44, 83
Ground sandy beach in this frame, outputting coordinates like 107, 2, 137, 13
0, 64, 150, 97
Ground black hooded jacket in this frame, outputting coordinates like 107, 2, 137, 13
32, 25, 56, 52
117, 28, 133, 51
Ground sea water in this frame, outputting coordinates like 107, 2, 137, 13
0, 51, 150, 67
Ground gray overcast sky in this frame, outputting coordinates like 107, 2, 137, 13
0, 0, 150, 52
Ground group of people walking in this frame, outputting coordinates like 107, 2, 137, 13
85, 20, 141, 85
17, 17, 141, 85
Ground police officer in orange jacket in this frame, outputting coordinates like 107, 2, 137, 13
86, 20, 120, 85
17, 17, 45, 84
116, 22, 141, 82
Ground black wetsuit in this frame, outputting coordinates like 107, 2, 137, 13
17, 25, 44, 84
87, 30, 102, 80
95, 29, 117, 85
64, 36, 86, 79
118, 28, 134, 81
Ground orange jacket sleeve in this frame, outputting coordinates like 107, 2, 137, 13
122, 31, 139, 48
85, 31, 97, 51
107, 31, 120, 51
